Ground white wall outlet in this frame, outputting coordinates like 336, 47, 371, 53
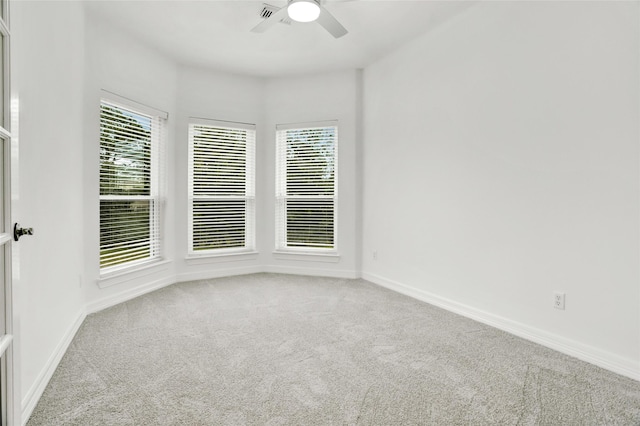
554, 292, 565, 310
373, 250, 378, 260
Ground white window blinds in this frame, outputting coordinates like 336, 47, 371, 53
99, 98, 165, 271
188, 119, 255, 254
276, 122, 338, 251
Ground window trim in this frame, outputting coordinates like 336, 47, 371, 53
273, 250, 340, 263
275, 120, 339, 255
98, 92, 167, 277
184, 250, 259, 265
97, 259, 171, 289
187, 117, 256, 257
101, 89, 168, 121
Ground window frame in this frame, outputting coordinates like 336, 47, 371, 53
187, 117, 256, 257
98, 91, 167, 276
275, 120, 339, 255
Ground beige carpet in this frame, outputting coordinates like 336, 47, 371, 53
28, 273, 640, 425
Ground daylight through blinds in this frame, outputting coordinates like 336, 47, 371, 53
276, 123, 337, 250
99, 100, 162, 270
188, 120, 255, 253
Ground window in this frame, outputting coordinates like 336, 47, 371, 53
188, 119, 255, 255
99, 96, 166, 272
276, 121, 338, 252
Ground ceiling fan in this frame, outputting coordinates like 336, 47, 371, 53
251, 0, 348, 39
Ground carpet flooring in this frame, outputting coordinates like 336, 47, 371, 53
28, 273, 640, 425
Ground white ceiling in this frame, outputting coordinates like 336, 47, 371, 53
84, 0, 475, 77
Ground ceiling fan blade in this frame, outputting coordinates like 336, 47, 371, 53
317, 7, 348, 38
250, 6, 289, 33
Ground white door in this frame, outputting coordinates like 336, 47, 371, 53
0, 0, 16, 424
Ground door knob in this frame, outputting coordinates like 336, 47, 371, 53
13, 223, 34, 241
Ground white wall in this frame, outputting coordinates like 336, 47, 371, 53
263, 70, 360, 278
11, 0, 87, 419
15, 15, 362, 420
174, 66, 264, 282
15, 1, 639, 423
361, 1, 639, 378
82, 12, 178, 310
174, 68, 360, 280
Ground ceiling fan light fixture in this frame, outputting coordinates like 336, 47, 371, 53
287, 0, 321, 23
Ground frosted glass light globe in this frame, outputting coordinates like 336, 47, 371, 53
288, 0, 321, 23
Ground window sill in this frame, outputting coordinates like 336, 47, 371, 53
98, 259, 171, 289
185, 250, 259, 265
273, 250, 340, 263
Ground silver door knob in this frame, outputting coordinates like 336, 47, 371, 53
13, 223, 34, 241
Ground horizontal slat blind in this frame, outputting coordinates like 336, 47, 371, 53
100, 199, 152, 266
100, 104, 151, 196
100, 100, 162, 270
188, 121, 255, 254
276, 124, 337, 250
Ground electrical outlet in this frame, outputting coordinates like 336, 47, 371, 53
373, 250, 378, 260
554, 292, 565, 310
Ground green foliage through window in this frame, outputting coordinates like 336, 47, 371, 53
189, 122, 255, 253
99, 101, 159, 269
276, 125, 337, 250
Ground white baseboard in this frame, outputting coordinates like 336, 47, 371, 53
21, 309, 87, 425
178, 265, 359, 283
22, 265, 360, 423
176, 265, 263, 283
362, 272, 640, 382
86, 275, 175, 314
88, 264, 356, 314
40, 267, 636, 426
265, 265, 359, 279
